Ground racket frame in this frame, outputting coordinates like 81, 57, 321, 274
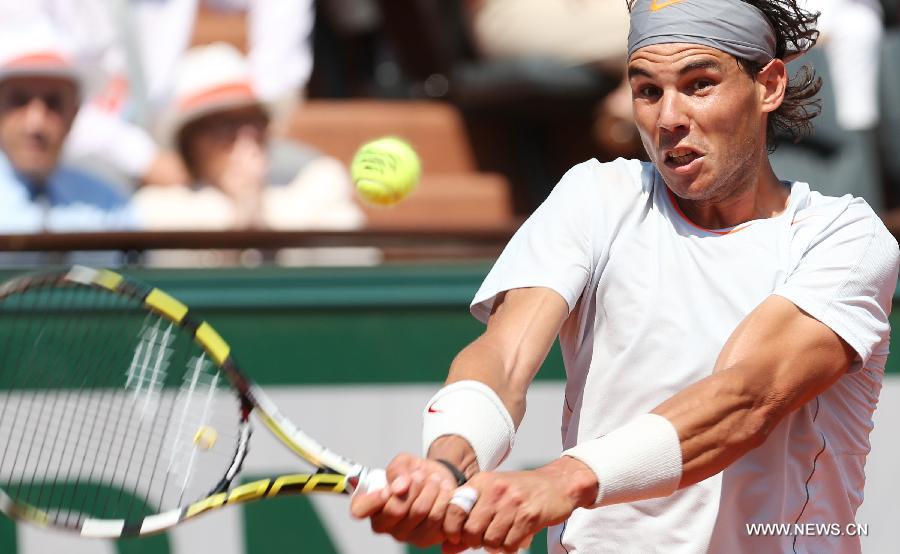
0, 266, 379, 538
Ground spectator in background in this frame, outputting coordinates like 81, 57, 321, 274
806, 0, 885, 132
0, 0, 315, 190
463, 0, 641, 158
133, 43, 364, 231
0, 20, 136, 234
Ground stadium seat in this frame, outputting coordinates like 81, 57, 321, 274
360, 172, 515, 230
290, 100, 476, 172
769, 48, 884, 210
289, 100, 516, 230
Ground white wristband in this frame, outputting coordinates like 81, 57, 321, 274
562, 413, 682, 507
422, 380, 515, 471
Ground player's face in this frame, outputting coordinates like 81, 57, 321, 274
0, 77, 78, 182
628, 44, 767, 202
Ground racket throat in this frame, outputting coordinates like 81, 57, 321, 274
210, 420, 252, 495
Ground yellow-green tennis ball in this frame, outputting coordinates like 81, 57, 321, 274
193, 425, 218, 450
351, 137, 421, 206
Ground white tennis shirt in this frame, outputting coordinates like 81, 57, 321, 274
471, 159, 899, 553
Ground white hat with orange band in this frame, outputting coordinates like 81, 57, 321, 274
0, 18, 82, 93
158, 42, 270, 147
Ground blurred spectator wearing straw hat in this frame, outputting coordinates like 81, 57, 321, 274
0, 18, 136, 234
133, 43, 364, 231
0, 0, 314, 191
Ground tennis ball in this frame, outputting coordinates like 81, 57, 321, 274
351, 137, 421, 206
193, 426, 218, 450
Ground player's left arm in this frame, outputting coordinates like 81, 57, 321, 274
651, 294, 854, 487
442, 296, 855, 553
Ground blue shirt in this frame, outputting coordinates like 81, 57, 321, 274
0, 152, 138, 234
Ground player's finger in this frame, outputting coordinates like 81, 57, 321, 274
460, 498, 496, 549
443, 486, 479, 544
409, 474, 455, 547
503, 507, 540, 551
505, 533, 534, 553
391, 472, 442, 541
481, 505, 515, 551
385, 453, 420, 492
441, 540, 468, 554
370, 471, 426, 534
349, 488, 389, 519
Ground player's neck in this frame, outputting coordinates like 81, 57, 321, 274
674, 162, 789, 230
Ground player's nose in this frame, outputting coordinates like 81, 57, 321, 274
657, 91, 689, 132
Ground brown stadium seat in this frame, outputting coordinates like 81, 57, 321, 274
289, 100, 476, 172
289, 99, 516, 231
359, 173, 514, 230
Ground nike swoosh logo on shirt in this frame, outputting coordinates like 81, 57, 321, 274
650, 0, 684, 11
427, 404, 441, 413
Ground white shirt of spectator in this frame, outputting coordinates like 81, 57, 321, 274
0, 0, 315, 179
132, 156, 364, 231
471, 158, 898, 554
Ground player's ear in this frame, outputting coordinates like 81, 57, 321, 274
757, 58, 787, 114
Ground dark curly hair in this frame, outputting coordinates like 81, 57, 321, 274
626, 0, 822, 152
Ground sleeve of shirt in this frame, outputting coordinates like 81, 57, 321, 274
471, 159, 628, 323
773, 201, 899, 366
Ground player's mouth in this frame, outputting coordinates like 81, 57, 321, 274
663, 147, 704, 174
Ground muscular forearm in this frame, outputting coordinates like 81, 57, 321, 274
653, 297, 853, 489
426, 338, 523, 478
652, 367, 784, 488
563, 296, 854, 507
446, 338, 527, 425
421, 288, 569, 485
432, 328, 552, 476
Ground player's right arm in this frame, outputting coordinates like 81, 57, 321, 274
350, 286, 569, 547
432, 285, 570, 473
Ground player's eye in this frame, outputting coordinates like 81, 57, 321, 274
638, 85, 661, 98
692, 79, 714, 92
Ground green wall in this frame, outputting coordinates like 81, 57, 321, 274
100, 264, 900, 379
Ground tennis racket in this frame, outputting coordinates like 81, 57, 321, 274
0, 266, 386, 538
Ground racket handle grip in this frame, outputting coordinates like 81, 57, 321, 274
354, 467, 387, 495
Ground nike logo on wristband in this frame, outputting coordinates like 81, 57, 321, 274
650, 0, 684, 12
427, 404, 441, 413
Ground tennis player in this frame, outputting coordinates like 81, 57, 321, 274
352, 0, 900, 552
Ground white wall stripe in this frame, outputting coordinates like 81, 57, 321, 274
79, 519, 124, 539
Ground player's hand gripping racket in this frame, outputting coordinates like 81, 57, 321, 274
0, 266, 386, 538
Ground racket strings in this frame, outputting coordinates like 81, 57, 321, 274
1, 285, 70, 506
106, 314, 181, 520
40, 285, 127, 525
0, 282, 241, 526
165, 356, 224, 504
0, 397, 200, 482
43, 287, 141, 525
2, 285, 139, 524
